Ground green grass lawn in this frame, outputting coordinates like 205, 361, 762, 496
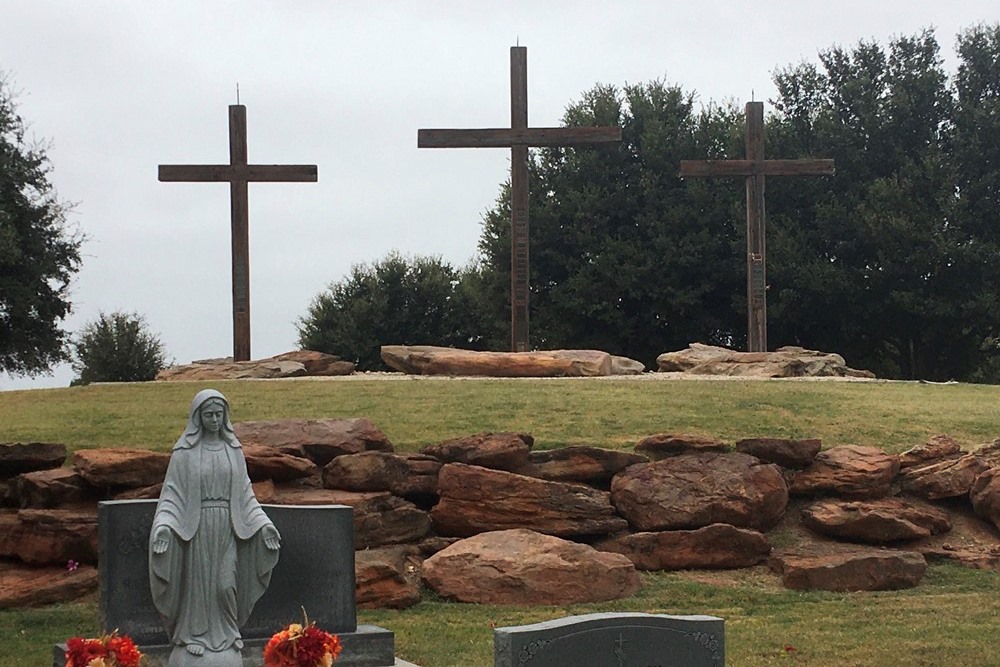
2, 377, 1000, 666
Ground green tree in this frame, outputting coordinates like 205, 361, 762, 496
767, 28, 989, 380
297, 252, 487, 371
0, 74, 83, 377
71, 311, 169, 385
477, 81, 746, 365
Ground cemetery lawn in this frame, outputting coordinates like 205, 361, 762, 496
2, 376, 1000, 666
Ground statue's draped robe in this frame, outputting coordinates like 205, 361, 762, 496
149, 432, 277, 652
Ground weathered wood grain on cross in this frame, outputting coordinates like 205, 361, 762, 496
419, 46, 622, 352
679, 101, 834, 353
159, 105, 317, 362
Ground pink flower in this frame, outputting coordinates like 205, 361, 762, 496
67, 560, 79, 571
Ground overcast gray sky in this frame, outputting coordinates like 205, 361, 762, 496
2, 1, 997, 390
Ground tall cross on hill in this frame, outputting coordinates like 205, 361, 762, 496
419, 46, 622, 352
159, 105, 318, 362
679, 101, 834, 353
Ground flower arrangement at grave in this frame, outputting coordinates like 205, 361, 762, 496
263, 610, 342, 667
64, 631, 144, 667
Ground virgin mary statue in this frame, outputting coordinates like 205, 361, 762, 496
149, 389, 280, 665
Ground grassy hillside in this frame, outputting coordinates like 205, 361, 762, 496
2, 376, 1000, 666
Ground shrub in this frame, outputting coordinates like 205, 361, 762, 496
71, 311, 169, 384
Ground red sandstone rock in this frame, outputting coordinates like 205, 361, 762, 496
322, 451, 441, 497
72, 448, 170, 489
970, 467, 1000, 532
269, 487, 430, 549
271, 350, 356, 376
114, 483, 163, 500
355, 546, 422, 610
899, 454, 990, 500
11, 508, 99, 565
770, 548, 926, 591
525, 446, 647, 483
421, 432, 533, 472
735, 438, 822, 469
656, 343, 875, 378
595, 523, 771, 570
635, 433, 729, 460
242, 444, 317, 482
431, 463, 627, 538
156, 358, 308, 381
381, 345, 614, 377
0, 561, 98, 608
610, 452, 787, 531
11, 468, 92, 508
0, 443, 66, 476
898, 435, 963, 469
790, 445, 899, 499
802, 499, 952, 543
235, 418, 393, 466
421, 529, 641, 605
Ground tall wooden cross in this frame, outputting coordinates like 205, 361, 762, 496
419, 46, 622, 352
678, 101, 834, 353
159, 105, 317, 362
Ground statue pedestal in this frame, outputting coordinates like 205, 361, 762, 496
54, 625, 420, 667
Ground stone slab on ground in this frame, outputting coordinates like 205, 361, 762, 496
381, 345, 623, 377
656, 343, 875, 378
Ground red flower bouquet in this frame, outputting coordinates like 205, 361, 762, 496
264, 615, 342, 667
64, 632, 144, 667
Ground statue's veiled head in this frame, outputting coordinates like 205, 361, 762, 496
175, 389, 238, 449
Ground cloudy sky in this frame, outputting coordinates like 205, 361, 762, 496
2, 1, 997, 390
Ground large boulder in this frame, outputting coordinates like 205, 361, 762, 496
421, 432, 532, 472
355, 546, 422, 610
610, 452, 787, 531
0, 443, 66, 476
656, 343, 875, 378
270, 350, 356, 376
0, 562, 98, 608
242, 444, 317, 482
801, 499, 952, 543
156, 358, 308, 381
421, 529, 641, 605
735, 438, 822, 469
770, 548, 927, 591
899, 454, 991, 500
524, 446, 648, 483
11, 468, 92, 508
323, 451, 441, 497
235, 418, 393, 466
970, 467, 1000, 532
381, 345, 614, 377
7, 509, 99, 565
72, 448, 170, 489
269, 487, 430, 549
635, 433, 729, 460
790, 445, 899, 499
595, 524, 771, 570
898, 435, 963, 469
431, 463, 627, 538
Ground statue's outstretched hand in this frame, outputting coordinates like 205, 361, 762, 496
152, 526, 171, 554
262, 525, 281, 551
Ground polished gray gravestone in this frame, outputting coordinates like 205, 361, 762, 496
53, 499, 407, 667
494, 613, 724, 667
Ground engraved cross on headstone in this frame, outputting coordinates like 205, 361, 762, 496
679, 101, 834, 353
419, 46, 622, 352
159, 105, 317, 361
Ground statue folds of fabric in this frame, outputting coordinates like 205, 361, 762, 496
149, 389, 280, 666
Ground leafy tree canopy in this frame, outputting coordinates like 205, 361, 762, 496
0, 73, 83, 377
71, 310, 170, 385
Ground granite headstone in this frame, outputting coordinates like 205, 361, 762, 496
493, 612, 724, 667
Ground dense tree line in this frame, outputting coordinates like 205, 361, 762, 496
302, 25, 1000, 380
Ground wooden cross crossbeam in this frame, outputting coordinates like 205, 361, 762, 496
678, 101, 834, 353
159, 104, 317, 362
419, 46, 622, 352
